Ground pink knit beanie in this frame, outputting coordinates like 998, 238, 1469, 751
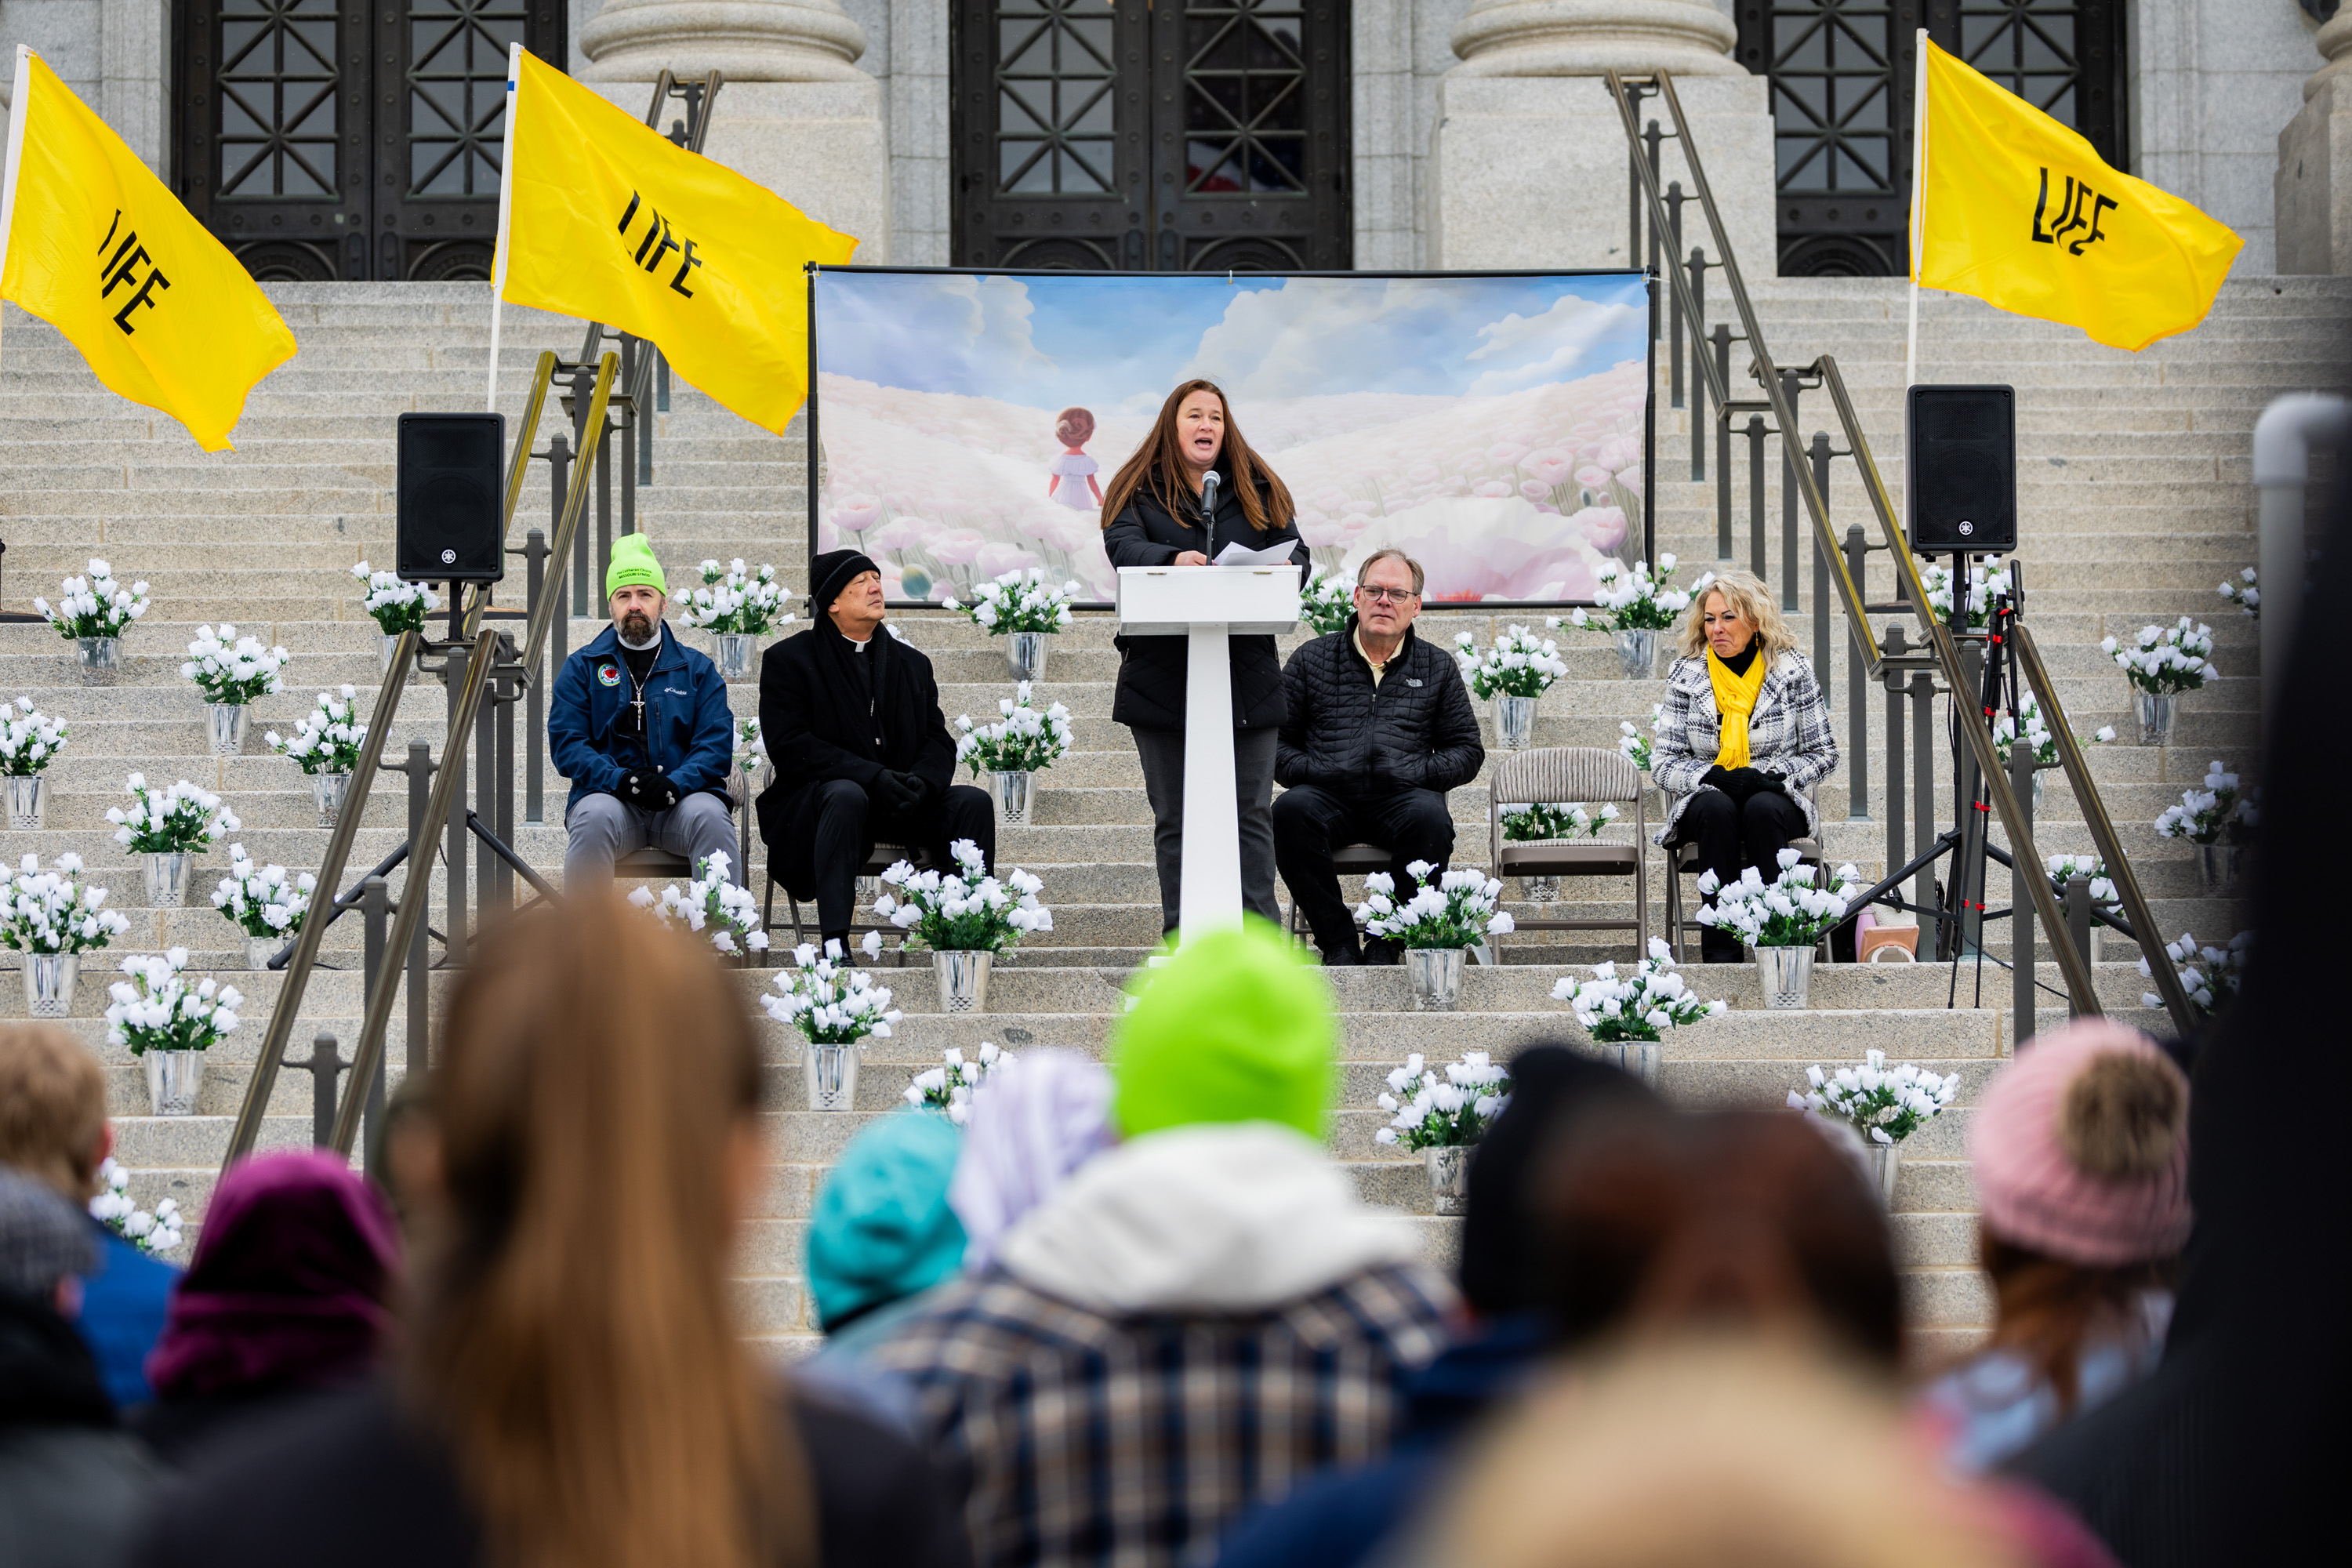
1969, 1020, 2191, 1267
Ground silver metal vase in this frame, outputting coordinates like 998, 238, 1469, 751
6, 774, 45, 831
1755, 943, 1815, 1010
77, 636, 121, 684
1405, 947, 1465, 1012
145, 852, 192, 909
990, 768, 1034, 826
145, 1050, 206, 1116
1494, 694, 1537, 751
207, 702, 251, 757
2135, 690, 2176, 747
1613, 628, 1657, 680
1424, 1144, 1472, 1216
713, 633, 757, 681
934, 949, 993, 1014
1006, 631, 1049, 684
311, 771, 353, 829
23, 953, 79, 1018
803, 1039, 864, 1112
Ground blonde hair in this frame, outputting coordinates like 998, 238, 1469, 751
0, 1025, 109, 1200
1677, 568, 1800, 662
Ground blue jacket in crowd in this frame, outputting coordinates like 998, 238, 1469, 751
548, 623, 735, 818
76, 1221, 180, 1407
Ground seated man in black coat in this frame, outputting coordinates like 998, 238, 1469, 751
757, 550, 995, 950
1273, 549, 1486, 966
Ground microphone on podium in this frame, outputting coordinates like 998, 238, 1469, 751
1198, 470, 1221, 529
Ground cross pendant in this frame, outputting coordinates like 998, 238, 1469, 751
630, 698, 646, 728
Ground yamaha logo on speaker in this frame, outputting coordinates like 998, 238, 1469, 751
1957, 520, 1974, 538
441, 548, 456, 564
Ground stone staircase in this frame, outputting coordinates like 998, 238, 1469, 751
2, 272, 2335, 1361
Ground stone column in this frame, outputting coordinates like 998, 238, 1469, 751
2276, 14, 2352, 274
1427, 0, 1777, 274
580, 0, 890, 259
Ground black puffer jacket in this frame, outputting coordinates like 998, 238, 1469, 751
1276, 617, 1485, 795
1103, 476, 1305, 731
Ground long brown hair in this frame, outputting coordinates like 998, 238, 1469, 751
407, 895, 812, 1568
1099, 378, 1294, 535
1975, 1234, 2172, 1414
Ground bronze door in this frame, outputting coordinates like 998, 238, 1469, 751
951, 0, 1351, 271
1739, 0, 2129, 276
173, 0, 563, 281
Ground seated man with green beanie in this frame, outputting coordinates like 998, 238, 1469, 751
757, 549, 995, 951
868, 922, 1454, 1568
550, 534, 741, 887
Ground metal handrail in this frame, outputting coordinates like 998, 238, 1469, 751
1602, 67, 2198, 1028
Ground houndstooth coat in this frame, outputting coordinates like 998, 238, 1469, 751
1651, 648, 1840, 845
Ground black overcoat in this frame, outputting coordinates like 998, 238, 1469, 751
1101, 476, 1305, 731
755, 619, 957, 895
1275, 616, 1486, 796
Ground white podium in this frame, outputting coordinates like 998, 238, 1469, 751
1116, 565, 1301, 944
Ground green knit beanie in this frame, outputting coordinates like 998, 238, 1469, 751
806, 1111, 967, 1333
1111, 920, 1334, 1141
605, 533, 666, 601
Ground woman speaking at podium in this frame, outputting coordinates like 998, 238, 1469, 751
1101, 379, 1305, 938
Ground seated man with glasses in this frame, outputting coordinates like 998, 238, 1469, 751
1272, 549, 1486, 966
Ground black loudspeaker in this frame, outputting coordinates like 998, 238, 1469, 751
397, 413, 506, 583
1907, 385, 2016, 554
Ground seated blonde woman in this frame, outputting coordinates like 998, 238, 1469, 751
1651, 569, 1839, 963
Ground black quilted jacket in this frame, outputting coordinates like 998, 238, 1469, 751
1275, 618, 1485, 796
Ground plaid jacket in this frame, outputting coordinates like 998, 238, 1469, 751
866, 1262, 1454, 1568
1651, 650, 1839, 843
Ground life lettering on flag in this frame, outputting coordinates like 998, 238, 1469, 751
494, 47, 858, 435
1911, 38, 2240, 353
0, 46, 296, 450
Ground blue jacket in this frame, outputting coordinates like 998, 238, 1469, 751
549, 623, 736, 817
76, 1221, 180, 1408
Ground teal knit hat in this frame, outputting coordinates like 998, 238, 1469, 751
1110, 919, 1334, 1141
605, 532, 666, 601
806, 1111, 967, 1332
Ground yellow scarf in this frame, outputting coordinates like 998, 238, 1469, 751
1708, 648, 1769, 769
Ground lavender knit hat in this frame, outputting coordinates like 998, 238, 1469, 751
1969, 1020, 2191, 1267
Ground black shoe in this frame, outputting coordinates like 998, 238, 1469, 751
1320, 940, 1364, 967
1699, 931, 1745, 965
1363, 937, 1404, 967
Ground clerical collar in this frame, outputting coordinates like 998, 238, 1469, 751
617, 625, 662, 652
845, 632, 872, 648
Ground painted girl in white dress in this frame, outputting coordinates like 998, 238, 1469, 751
1047, 406, 1104, 511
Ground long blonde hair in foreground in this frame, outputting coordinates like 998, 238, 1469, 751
1675, 568, 1801, 662
407, 895, 811, 1568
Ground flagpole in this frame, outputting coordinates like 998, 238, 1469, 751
0, 47, 37, 371
1905, 28, 1928, 390
485, 42, 522, 412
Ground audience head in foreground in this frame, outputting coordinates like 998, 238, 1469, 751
808, 1111, 967, 1353
129, 895, 965, 1568
870, 920, 1452, 1568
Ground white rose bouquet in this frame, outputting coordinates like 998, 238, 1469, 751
2045, 853, 2121, 913
350, 562, 439, 635
1500, 801, 1618, 844
1374, 1051, 1512, 1150
2103, 619, 2214, 695
1919, 556, 2013, 631
1300, 570, 1354, 637
682, 559, 794, 637
956, 683, 1074, 776
109, 774, 238, 855
105, 949, 242, 1055
1558, 553, 1691, 633
89, 1158, 183, 1256
762, 938, 902, 1044
877, 841, 1052, 953
1, 855, 130, 956
1697, 851, 1861, 949
2142, 928, 2250, 1017
1992, 693, 2114, 768
267, 686, 368, 775
1356, 862, 1515, 949
734, 717, 767, 778
905, 1040, 1011, 1125
212, 846, 316, 942
1454, 626, 1569, 700
941, 568, 1080, 635
0, 699, 68, 775
2153, 760, 2243, 845
34, 560, 149, 641
628, 851, 771, 956
2218, 568, 2257, 620
1618, 702, 1664, 773
1552, 938, 1727, 1043
181, 624, 289, 706
1788, 1049, 1959, 1146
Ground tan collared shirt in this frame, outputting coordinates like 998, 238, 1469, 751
1354, 626, 1397, 686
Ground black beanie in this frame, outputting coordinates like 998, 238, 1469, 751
1458, 1044, 1660, 1316
811, 550, 881, 612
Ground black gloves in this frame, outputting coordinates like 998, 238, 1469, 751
620, 769, 682, 811
1705, 767, 1784, 805
873, 769, 924, 813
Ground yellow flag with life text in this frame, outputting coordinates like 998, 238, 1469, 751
1913, 38, 2241, 352
496, 48, 858, 434
0, 47, 296, 450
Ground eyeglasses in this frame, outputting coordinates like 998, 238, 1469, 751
1358, 587, 1420, 604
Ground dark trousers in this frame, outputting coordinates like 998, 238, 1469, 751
803, 778, 996, 938
1674, 787, 1809, 956
1131, 726, 1282, 933
1272, 784, 1457, 959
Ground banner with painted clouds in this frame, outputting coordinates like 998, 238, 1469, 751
808, 269, 1650, 605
